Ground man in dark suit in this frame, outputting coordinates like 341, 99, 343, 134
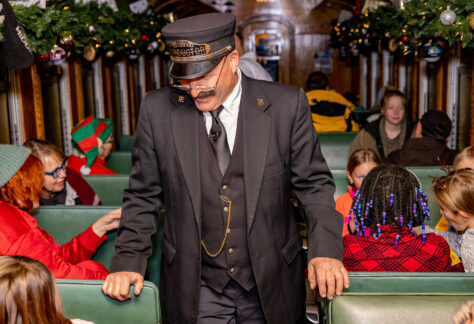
102, 13, 349, 324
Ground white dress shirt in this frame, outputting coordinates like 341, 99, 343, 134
202, 69, 242, 153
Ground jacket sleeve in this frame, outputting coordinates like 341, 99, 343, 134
290, 88, 343, 261
7, 224, 108, 279
110, 93, 163, 275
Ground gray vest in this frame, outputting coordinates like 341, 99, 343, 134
199, 112, 255, 293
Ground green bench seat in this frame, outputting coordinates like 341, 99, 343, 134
328, 293, 473, 324
33, 206, 163, 286
83, 175, 129, 206
114, 132, 357, 173
105, 151, 133, 174
318, 132, 357, 170
118, 135, 135, 151
326, 272, 474, 324
57, 279, 161, 324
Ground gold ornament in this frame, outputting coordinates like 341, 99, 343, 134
388, 39, 398, 52
60, 32, 74, 49
83, 45, 96, 62
106, 50, 115, 58
158, 40, 166, 52
470, 12, 474, 30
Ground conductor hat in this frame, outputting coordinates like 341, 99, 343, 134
162, 13, 236, 80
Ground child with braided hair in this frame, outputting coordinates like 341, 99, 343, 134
343, 164, 451, 272
429, 169, 474, 272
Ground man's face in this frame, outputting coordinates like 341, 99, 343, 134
177, 50, 239, 112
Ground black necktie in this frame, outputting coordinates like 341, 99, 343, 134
209, 106, 231, 175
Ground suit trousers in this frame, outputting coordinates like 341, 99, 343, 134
196, 279, 266, 324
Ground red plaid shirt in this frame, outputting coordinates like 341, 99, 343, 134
343, 226, 451, 272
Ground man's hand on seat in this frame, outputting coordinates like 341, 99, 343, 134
102, 271, 144, 301
307, 257, 350, 300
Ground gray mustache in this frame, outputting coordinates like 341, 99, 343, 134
196, 90, 216, 99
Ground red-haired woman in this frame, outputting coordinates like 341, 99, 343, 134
0, 145, 121, 279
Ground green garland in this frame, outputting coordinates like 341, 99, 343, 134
13, 0, 169, 59
331, 0, 474, 56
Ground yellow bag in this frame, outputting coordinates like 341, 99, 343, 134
306, 90, 360, 133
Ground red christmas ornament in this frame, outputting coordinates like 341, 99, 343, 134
38, 55, 50, 62
401, 35, 408, 42
141, 35, 149, 41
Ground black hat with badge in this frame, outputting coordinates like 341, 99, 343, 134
162, 13, 235, 80
0, 0, 33, 69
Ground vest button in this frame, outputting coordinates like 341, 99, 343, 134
223, 206, 229, 212
222, 185, 228, 190
228, 248, 234, 254
230, 267, 235, 273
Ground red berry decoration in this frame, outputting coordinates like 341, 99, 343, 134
401, 35, 408, 42
141, 35, 149, 41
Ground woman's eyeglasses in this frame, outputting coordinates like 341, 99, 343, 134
45, 160, 67, 179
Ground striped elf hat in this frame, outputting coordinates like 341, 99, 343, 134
71, 116, 113, 175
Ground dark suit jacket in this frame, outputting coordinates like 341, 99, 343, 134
110, 75, 343, 324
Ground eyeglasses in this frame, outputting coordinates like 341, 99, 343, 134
172, 56, 227, 92
45, 160, 67, 179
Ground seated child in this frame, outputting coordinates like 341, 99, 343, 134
336, 148, 381, 236
436, 146, 474, 231
453, 300, 474, 324
68, 116, 116, 175
343, 164, 451, 272
429, 169, 474, 272
454, 146, 474, 170
0, 255, 93, 324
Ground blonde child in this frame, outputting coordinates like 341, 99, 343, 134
454, 146, 474, 170
430, 169, 474, 272
436, 146, 474, 232
336, 148, 381, 236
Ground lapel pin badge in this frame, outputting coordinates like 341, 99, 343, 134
257, 98, 264, 106
178, 96, 185, 103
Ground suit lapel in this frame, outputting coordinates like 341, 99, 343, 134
170, 91, 202, 232
240, 76, 271, 232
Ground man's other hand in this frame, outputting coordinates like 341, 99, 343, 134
102, 271, 144, 301
307, 257, 350, 300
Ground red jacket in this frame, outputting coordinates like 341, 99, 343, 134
0, 201, 108, 279
67, 155, 117, 175
335, 186, 356, 237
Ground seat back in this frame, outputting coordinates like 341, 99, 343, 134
83, 175, 129, 206
105, 151, 132, 174
318, 132, 357, 169
119, 135, 135, 151
57, 279, 161, 324
328, 293, 474, 324
33, 206, 163, 286
326, 272, 474, 324
110, 132, 358, 173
